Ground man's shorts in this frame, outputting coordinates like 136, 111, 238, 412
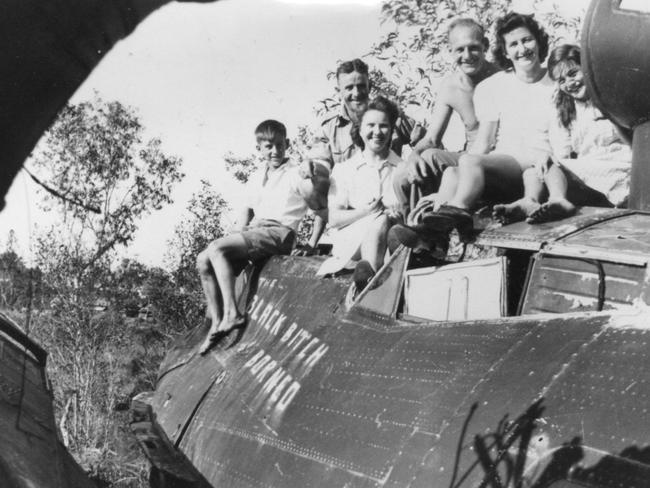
240, 219, 296, 262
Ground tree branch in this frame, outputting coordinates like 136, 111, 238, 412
23, 167, 101, 214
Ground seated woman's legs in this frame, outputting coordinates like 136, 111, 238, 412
493, 168, 545, 223
360, 213, 391, 271
449, 153, 524, 210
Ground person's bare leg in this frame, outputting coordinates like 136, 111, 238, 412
528, 164, 575, 223
449, 153, 525, 211
196, 248, 222, 329
208, 234, 249, 330
360, 214, 391, 271
447, 154, 485, 210
493, 168, 544, 223
199, 235, 250, 354
435, 167, 459, 209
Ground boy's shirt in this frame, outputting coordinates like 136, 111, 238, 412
246, 159, 308, 231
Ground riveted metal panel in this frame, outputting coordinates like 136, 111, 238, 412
476, 208, 628, 251
559, 213, 650, 257
141, 257, 650, 488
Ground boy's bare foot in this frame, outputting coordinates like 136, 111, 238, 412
199, 315, 246, 355
493, 198, 540, 224
527, 198, 576, 224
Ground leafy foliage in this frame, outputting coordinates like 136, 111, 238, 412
166, 179, 229, 329
28, 95, 184, 274
17, 97, 185, 486
314, 1, 583, 118
0, 232, 44, 310
370, 0, 511, 110
223, 151, 257, 184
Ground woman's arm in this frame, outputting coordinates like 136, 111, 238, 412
328, 199, 383, 229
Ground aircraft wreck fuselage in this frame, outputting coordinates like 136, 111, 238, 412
133, 208, 650, 487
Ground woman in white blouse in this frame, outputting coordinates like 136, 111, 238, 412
317, 96, 403, 290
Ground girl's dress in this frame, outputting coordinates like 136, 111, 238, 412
550, 100, 631, 206
317, 150, 402, 276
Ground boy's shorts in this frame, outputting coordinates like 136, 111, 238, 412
240, 219, 296, 262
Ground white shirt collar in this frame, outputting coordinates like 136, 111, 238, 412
354, 150, 400, 170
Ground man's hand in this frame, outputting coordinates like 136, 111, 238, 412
409, 122, 427, 146
405, 152, 432, 185
408, 195, 437, 225
298, 160, 315, 179
365, 198, 385, 215
384, 205, 404, 224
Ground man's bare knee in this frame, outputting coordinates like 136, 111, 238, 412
458, 154, 482, 168
206, 239, 229, 260
442, 166, 459, 178
196, 249, 212, 275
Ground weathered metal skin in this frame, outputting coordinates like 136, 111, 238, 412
0, 314, 95, 488
134, 212, 650, 487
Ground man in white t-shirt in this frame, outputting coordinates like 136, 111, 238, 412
391, 12, 555, 246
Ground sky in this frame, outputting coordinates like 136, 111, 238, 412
0, 0, 593, 269
0, 0, 384, 267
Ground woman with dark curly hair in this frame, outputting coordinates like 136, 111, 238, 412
401, 12, 556, 241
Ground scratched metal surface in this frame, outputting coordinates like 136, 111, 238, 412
476, 208, 630, 251
560, 213, 650, 256
147, 253, 650, 487
521, 255, 647, 315
0, 319, 95, 488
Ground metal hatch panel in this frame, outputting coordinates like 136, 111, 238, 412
476, 207, 629, 251
403, 257, 507, 321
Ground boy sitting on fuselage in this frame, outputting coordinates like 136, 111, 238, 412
196, 120, 324, 355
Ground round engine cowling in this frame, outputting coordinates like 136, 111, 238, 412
582, 0, 650, 129
582, 0, 650, 210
